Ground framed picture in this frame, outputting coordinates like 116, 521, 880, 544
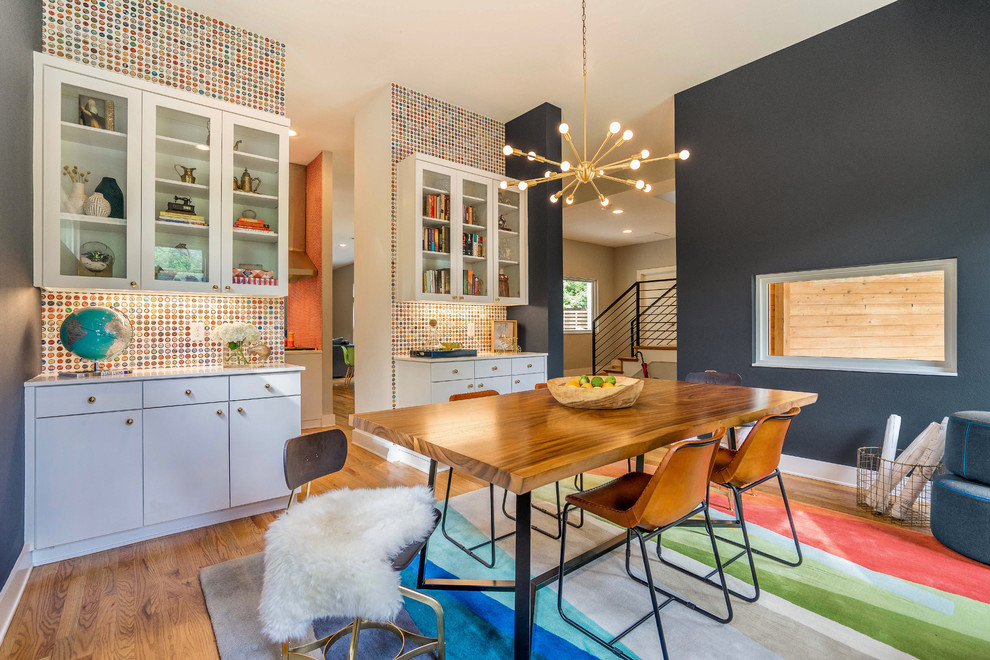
491, 319, 518, 352
79, 94, 115, 131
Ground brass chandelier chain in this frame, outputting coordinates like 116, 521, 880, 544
501, 0, 690, 207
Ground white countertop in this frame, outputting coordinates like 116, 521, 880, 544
25, 363, 305, 387
394, 351, 548, 364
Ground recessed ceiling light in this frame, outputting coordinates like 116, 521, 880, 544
288, 128, 298, 137
612, 209, 624, 214
338, 242, 347, 247
622, 229, 632, 233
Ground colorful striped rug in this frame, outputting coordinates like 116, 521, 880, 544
399, 472, 990, 659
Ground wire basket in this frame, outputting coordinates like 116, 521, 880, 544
856, 446, 944, 527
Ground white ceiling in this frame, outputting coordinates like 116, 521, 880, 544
181, 0, 895, 265
563, 179, 676, 247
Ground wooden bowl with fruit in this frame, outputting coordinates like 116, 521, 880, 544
545, 374, 645, 410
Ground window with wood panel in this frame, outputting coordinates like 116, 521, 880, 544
755, 259, 956, 375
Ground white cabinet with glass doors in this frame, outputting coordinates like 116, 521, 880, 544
397, 153, 528, 305
34, 55, 289, 295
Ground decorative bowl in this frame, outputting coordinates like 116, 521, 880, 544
545, 376, 645, 410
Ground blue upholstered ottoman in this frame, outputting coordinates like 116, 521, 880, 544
931, 473, 990, 565
944, 411, 990, 484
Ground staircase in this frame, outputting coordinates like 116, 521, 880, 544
592, 278, 677, 375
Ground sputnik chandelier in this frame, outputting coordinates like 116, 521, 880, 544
500, 0, 689, 207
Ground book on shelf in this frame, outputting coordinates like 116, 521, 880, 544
462, 270, 484, 296
461, 232, 485, 257
464, 204, 475, 225
157, 213, 207, 226
422, 226, 449, 252
422, 267, 450, 295
423, 193, 450, 220
234, 219, 272, 231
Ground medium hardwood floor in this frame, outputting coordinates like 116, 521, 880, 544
0, 393, 887, 660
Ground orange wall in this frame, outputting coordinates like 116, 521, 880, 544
286, 153, 323, 349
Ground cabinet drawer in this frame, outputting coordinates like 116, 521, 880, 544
474, 375, 513, 394
475, 358, 512, 377
430, 361, 475, 382
35, 381, 143, 418
511, 373, 546, 392
511, 357, 545, 375
431, 379, 476, 403
229, 372, 300, 400
143, 376, 229, 408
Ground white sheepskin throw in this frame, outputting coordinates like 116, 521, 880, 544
259, 485, 436, 642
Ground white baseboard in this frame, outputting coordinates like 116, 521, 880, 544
0, 545, 32, 647
352, 429, 391, 459
352, 430, 442, 475
321, 414, 336, 428
779, 453, 856, 488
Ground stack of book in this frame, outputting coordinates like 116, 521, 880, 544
423, 226, 449, 253
158, 210, 207, 227
462, 233, 484, 257
234, 216, 272, 232
463, 270, 484, 296
423, 268, 450, 294
424, 193, 449, 220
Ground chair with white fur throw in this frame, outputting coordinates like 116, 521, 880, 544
260, 428, 445, 660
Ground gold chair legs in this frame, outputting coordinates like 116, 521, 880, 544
282, 585, 445, 660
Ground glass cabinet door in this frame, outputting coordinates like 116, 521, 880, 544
417, 164, 454, 301
42, 69, 142, 289
141, 94, 222, 292
221, 115, 288, 295
458, 174, 492, 302
494, 187, 527, 304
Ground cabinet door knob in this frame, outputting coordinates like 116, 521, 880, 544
237, 407, 244, 413
185, 389, 192, 396
452, 369, 458, 374
129, 281, 137, 288
527, 363, 533, 368
265, 383, 271, 389
216, 409, 223, 416
213, 285, 219, 291
495, 298, 500, 302
225, 285, 232, 291
467, 384, 474, 388
478, 382, 484, 388
125, 418, 134, 425
87, 396, 96, 403
515, 379, 520, 384
491, 366, 498, 371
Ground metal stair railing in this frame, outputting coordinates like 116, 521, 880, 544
592, 278, 676, 375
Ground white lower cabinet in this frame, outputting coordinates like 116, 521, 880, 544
229, 395, 300, 507
474, 375, 512, 394
396, 354, 548, 406
143, 402, 230, 525
511, 373, 545, 392
35, 410, 144, 548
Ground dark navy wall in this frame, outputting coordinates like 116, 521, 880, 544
506, 103, 564, 377
675, 0, 990, 466
0, 0, 40, 585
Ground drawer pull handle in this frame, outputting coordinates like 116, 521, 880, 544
515, 379, 520, 384
87, 396, 96, 403
491, 366, 498, 371
467, 384, 474, 388
129, 281, 137, 288
265, 383, 271, 389
237, 407, 244, 413
216, 409, 223, 416
185, 389, 192, 396
452, 369, 458, 374
125, 418, 134, 425
225, 285, 232, 291
478, 383, 484, 388
527, 363, 533, 368
213, 285, 219, 291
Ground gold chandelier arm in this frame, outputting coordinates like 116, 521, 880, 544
562, 131, 583, 164
525, 172, 569, 186
638, 152, 683, 165
507, 148, 563, 169
597, 174, 638, 187
588, 130, 614, 166
588, 177, 607, 201
591, 135, 630, 168
557, 178, 580, 200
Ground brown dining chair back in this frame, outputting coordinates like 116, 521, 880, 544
449, 389, 499, 402
534, 382, 548, 390
636, 431, 725, 530
282, 428, 348, 507
712, 407, 800, 488
685, 370, 742, 386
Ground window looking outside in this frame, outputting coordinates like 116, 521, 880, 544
563, 278, 595, 333
755, 259, 956, 375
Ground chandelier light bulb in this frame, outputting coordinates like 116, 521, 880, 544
500, 181, 508, 190
550, 192, 561, 203
630, 159, 641, 170
609, 121, 621, 134
518, 181, 528, 191
559, 123, 569, 134
561, 160, 571, 172
566, 195, 575, 205
635, 180, 645, 189
599, 195, 609, 207
598, 169, 604, 176
679, 149, 690, 160
544, 170, 552, 178
644, 184, 652, 193
641, 149, 650, 158
503, 145, 514, 156
527, 151, 536, 161
622, 129, 633, 141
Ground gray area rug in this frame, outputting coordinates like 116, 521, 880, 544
200, 552, 426, 660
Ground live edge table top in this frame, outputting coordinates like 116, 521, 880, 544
349, 379, 818, 496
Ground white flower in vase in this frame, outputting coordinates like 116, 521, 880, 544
214, 322, 262, 364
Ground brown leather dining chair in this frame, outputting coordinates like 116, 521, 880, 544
660, 407, 803, 603
556, 430, 733, 660
685, 370, 748, 449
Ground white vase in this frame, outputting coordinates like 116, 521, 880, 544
67, 182, 87, 214
83, 192, 111, 217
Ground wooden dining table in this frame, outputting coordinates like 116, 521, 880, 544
350, 378, 818, 659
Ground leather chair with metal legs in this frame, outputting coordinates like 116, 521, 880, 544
556, 431, 733, 660
269, 429, 445, 660
660, 407, 803, 604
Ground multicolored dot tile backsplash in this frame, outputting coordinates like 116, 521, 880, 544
388, 84, 508, 404
42, 0, 286, 115
40, 290, 285, 373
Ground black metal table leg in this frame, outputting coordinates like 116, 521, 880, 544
635, 454, 645, 472
418, 459, 438, 589
513, 491, 532, 660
